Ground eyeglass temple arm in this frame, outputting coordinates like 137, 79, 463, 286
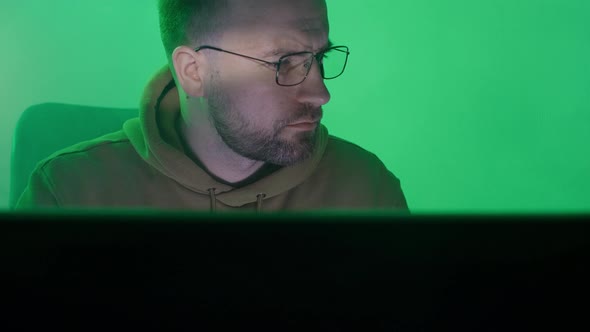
195, 45, 278, 67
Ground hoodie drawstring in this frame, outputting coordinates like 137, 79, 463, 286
256, 193, 267, 213
208, 189, 266, 212
208, 188, 217, 212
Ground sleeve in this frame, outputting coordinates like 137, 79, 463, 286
14, 167, 60, 209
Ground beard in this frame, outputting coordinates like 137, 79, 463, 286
206, 80, 322, 166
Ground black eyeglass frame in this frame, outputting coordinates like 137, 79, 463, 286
194, 45, 350, 87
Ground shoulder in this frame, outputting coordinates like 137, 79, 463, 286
306, 135, 409, 210
37, 130, 141, 174
324, 135, 387, 169
319, 134, 401, 185
17, 130, 145, 208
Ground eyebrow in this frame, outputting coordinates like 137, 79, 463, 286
263, 39, 334, 58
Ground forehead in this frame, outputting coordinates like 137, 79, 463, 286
222, 0, 329, 48
227, 0, 327, 20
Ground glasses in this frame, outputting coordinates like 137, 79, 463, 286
194, 45, 350, 87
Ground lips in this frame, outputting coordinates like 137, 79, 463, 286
289, 120, 318, 126
286, 108, 323, 129
286, 120, 318, 131
288, 115, 322, 126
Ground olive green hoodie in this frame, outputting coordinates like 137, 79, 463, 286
16, 73, 408, 213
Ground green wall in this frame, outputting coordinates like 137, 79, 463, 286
1, 0, 589, 213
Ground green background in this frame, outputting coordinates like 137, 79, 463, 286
1, 0, 588, 213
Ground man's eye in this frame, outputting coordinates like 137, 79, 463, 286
267, 62, 279, 69
281, 55, 310, 68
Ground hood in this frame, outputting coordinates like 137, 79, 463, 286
123, 86, 328, 208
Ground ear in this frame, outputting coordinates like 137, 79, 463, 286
172, 46, 206, 97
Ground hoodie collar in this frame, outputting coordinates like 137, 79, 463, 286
124, 96, 328, 207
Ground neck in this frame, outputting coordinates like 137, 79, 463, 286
177, 104, 265, 184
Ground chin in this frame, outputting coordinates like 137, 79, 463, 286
273, 138, 316, 166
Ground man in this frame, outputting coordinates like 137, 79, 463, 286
16, 0, 409, 212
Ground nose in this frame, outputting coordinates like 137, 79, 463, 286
294, 59, 331, 107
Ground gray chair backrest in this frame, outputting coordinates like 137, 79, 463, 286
9, 102, 138, 208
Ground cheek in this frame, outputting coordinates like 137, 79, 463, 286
229, 84, 291, 124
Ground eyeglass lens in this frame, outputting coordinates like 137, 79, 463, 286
277, 47, 348, 86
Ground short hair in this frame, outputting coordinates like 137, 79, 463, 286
158, 0, 228, 61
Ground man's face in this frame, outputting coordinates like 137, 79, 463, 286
203, 0, 331, 166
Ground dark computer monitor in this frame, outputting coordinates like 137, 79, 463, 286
1, 210, 588, 330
